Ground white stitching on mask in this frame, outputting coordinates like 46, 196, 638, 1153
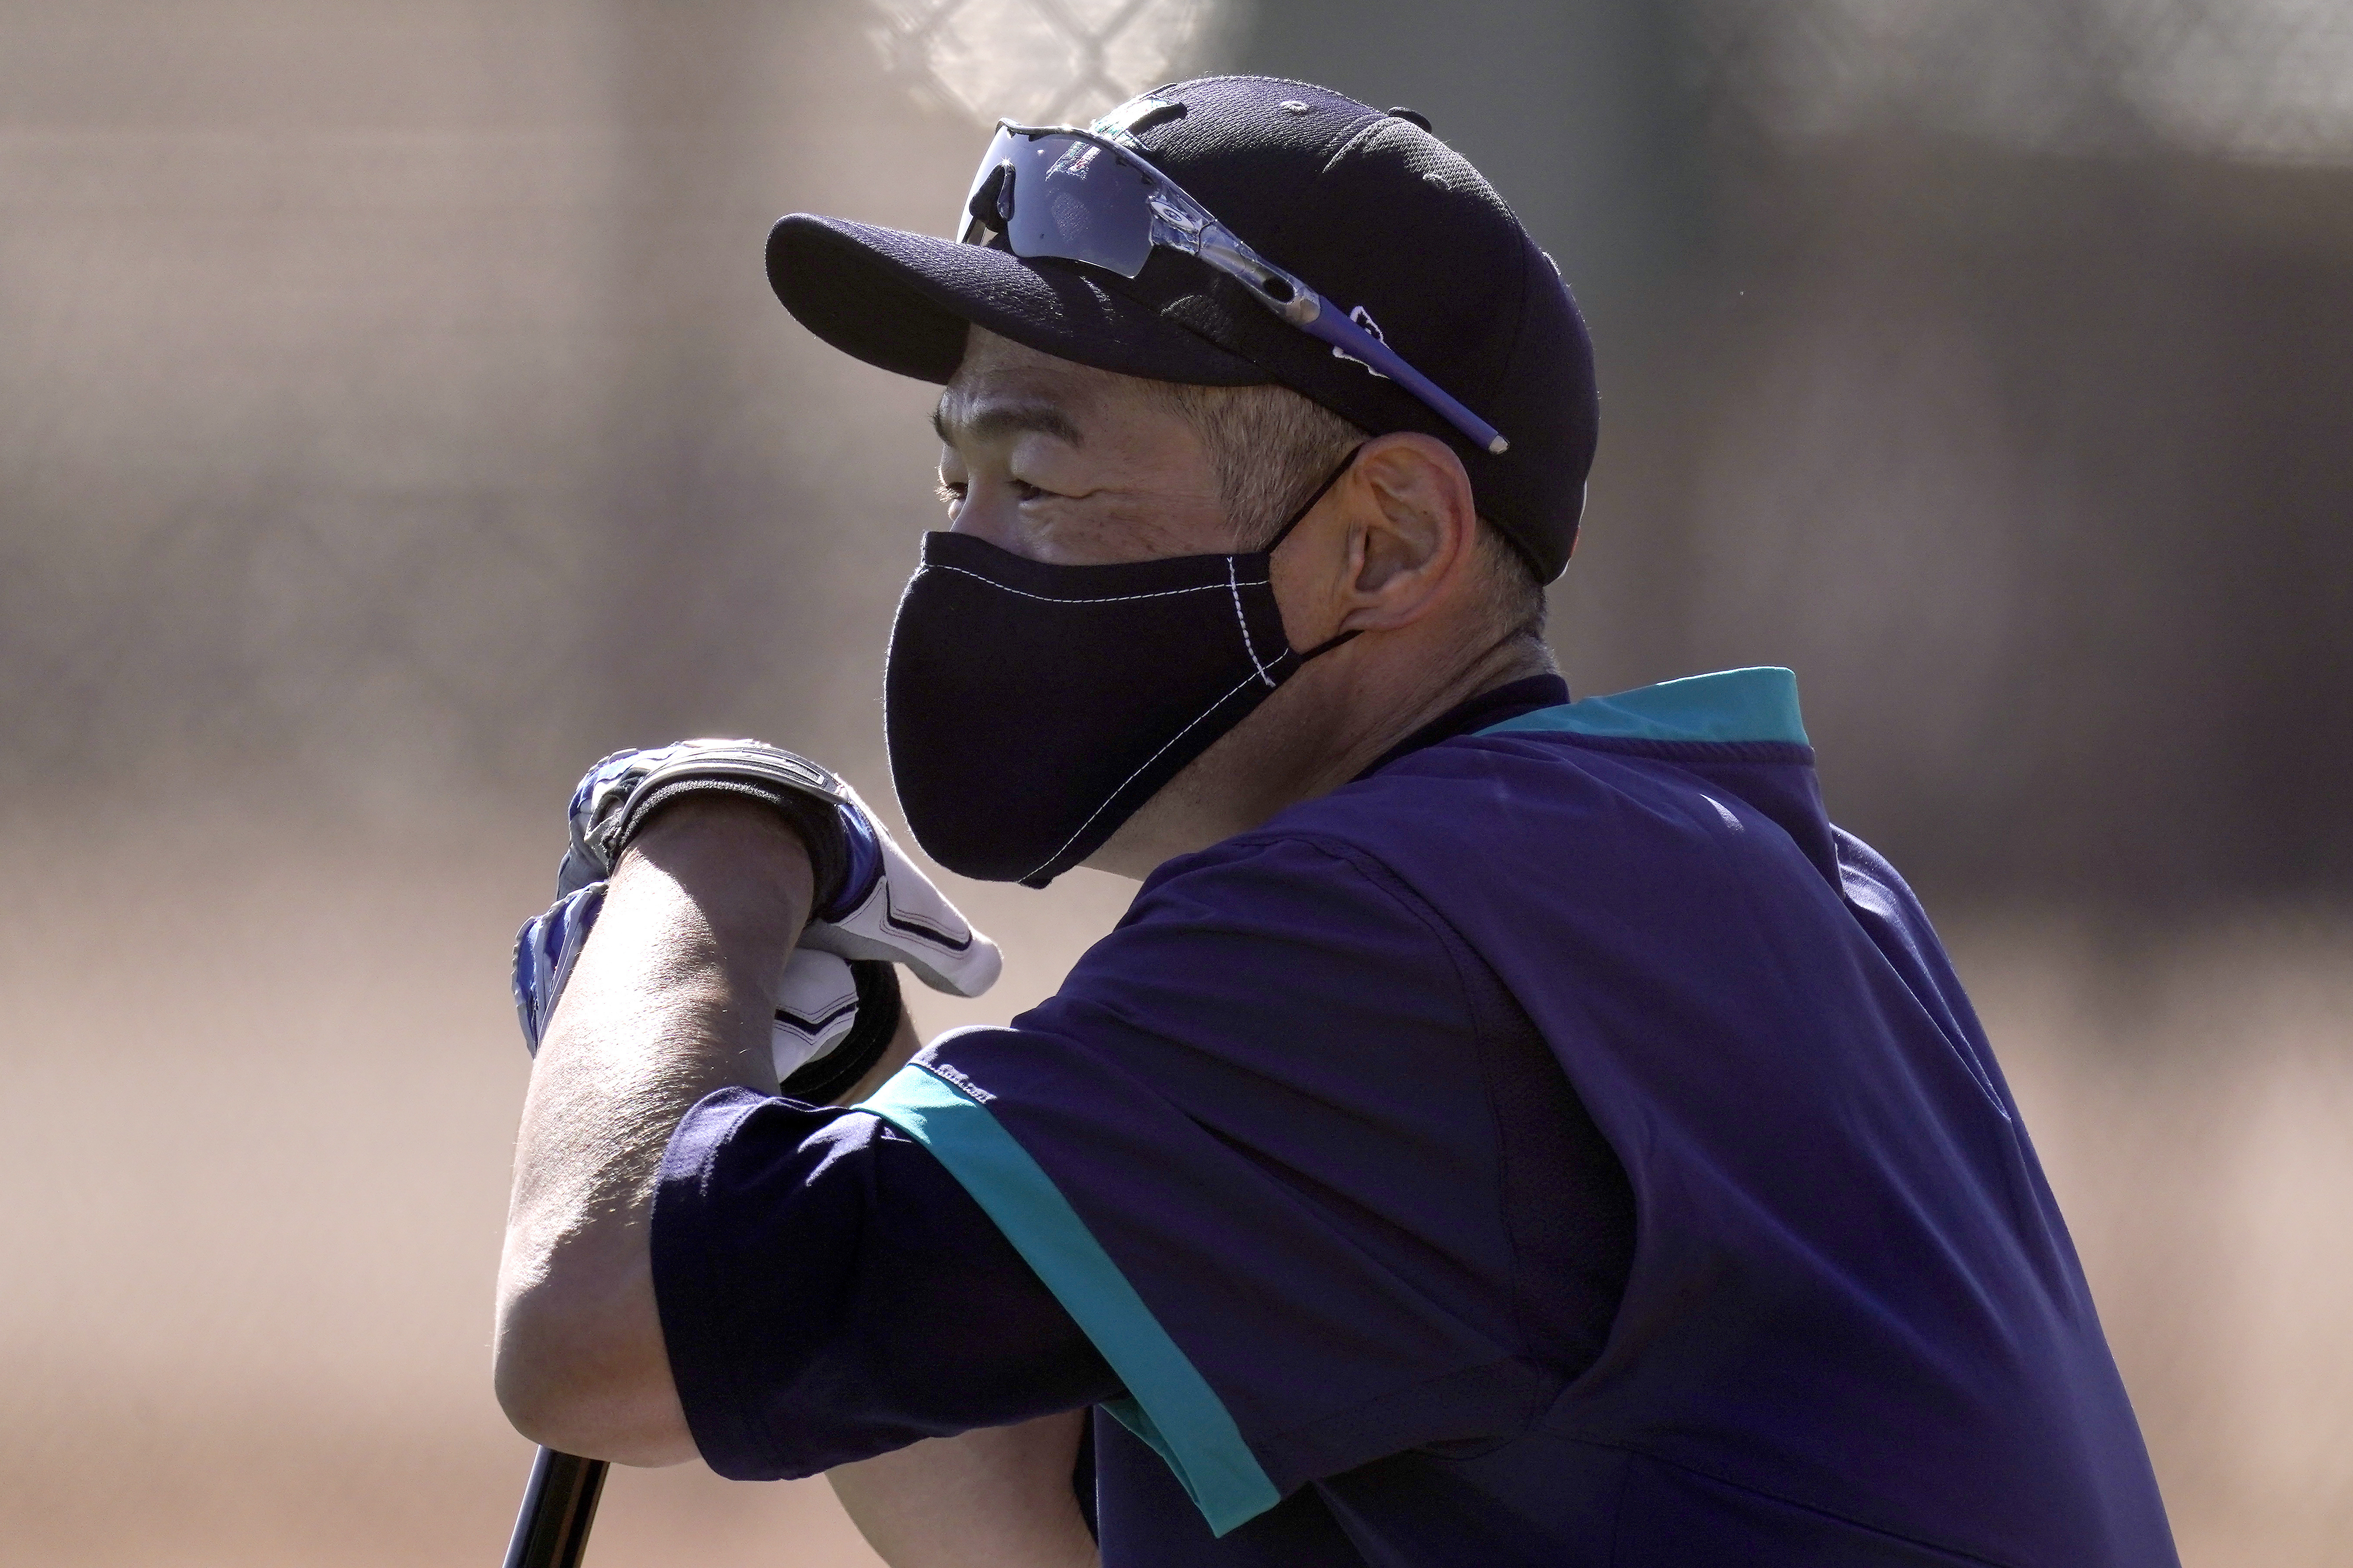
1016, 664, 1291, 883
1228, 557, 1276, 688
924, 563, 1268, 605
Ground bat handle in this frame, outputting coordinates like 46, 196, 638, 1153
502, 1446, 609, 1568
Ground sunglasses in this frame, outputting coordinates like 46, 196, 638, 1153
958, 121, 1508, 456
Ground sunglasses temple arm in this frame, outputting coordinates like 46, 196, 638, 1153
1298, 300, 1509, 456
986, 135, 1510, 456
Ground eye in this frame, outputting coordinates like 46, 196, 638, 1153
935, 479, 966, 514
1009, 478, 1054, 503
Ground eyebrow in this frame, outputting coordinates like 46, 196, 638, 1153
931, 395, 1085, 449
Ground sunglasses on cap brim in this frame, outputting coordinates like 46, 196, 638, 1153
957, 122, 1509, 457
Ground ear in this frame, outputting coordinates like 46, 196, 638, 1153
1330, 433, 1479, 635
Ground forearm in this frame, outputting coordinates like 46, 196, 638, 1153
496, 796, 813, 1463
830, 1410, 1099, 1568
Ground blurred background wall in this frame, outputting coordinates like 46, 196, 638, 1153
0, 2, 2346, 1564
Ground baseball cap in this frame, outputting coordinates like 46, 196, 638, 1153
767, 75, 1599, 580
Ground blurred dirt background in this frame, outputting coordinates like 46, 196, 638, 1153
1, 2, 2347, 1564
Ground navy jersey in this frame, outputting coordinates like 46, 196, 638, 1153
652, 668, 2176, 1566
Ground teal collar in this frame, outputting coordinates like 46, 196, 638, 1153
1477, 667, 1810, 747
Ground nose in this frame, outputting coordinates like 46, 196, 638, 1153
943, 477, 1022, 554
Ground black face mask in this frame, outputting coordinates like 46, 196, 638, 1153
885, 457, 1358, 887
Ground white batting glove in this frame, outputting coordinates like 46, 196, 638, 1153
796, 779, 1002, 998
512, 741, 1000, 1083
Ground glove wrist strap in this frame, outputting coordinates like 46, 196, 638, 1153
596, 745, 857, 908
616, 778, 849, 906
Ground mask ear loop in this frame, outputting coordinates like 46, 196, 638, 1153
1260, 442, 1365, 556
1254, 443, 1367, 661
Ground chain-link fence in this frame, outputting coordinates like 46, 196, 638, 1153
869, 0, 1238, 127
2, 0, 2348, 894
1693, 0, 2353, 163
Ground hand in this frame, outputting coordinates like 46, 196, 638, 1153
796, 778, 1002, 999
513, 741, 1001, 1085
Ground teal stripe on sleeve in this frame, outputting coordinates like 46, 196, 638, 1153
858, 1060, 1281, 1535
1478, 665, 1810, 746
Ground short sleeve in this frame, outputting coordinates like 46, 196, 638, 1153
857, 835, 1569, 1535
650, 1089, 1120, 1478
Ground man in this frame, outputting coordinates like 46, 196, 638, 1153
495, 77, 2179, 1565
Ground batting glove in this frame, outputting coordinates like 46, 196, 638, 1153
512, 740, 1000, 1091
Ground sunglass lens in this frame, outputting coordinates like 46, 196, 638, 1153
1001, 136, 1156, 278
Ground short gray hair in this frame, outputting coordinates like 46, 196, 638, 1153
1155, 380, 1547, 641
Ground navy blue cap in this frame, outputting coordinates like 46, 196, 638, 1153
769, 75, 1598, 580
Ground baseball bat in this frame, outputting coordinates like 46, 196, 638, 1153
501, 1446, 608, 1568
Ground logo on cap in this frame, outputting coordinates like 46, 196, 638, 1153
1330, 305, 1392, 381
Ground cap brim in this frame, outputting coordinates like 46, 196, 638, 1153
767, 214, 1265, 388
